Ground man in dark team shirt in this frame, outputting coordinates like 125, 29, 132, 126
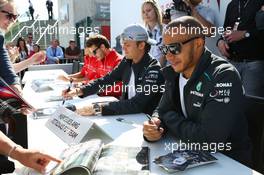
62, 24, 164, 116
217, 0, 264, 97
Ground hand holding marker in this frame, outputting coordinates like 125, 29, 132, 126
146, 114, 161, 131
62, 78, 73, 105
116, 115, 154, 125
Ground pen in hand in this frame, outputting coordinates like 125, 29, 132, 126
146, 114, 153, 122
146, 114, 161, 131
62, 78, 73, 105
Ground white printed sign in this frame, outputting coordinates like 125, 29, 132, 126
45, 107, 113, 145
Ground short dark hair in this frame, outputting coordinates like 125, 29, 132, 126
69, 39, 75, 44
136, 41, 151, 53
86, 34, 110, 49
33, 44, 40, 50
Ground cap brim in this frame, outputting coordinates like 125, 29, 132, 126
147, 38, 157, 45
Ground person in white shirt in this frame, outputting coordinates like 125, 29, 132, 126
141, 0, 166, 67
26, 33, 34, 55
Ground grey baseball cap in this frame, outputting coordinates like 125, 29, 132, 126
121, 24, 157, 45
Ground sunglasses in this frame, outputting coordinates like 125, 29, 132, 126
159, 37, 201, 55
92, 47, 99, 55
1, 10, 18, 22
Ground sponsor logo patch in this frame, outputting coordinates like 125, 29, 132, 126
210, 89, 231, 97
214, 97, 230, 103
215, 83, 232, 88
196, 81, 202, 92
190, 91, 204, 97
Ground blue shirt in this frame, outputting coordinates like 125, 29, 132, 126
46, 46, 64, 64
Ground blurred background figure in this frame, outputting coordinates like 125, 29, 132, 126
168, 0, 216, 36
28, 0, 34, 20
28, 43, 40, 58
113, 35, 122, 54
65, 39, 81, 63
141, 0, 166, 67
26, 33, 34, 56
46, 39, 64, 64
162, 8, 171, 25
32, 44, 40, 54
46, 0, 53, 20
16, 37, 28, 63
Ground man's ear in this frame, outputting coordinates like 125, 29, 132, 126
195, 38, 204, 50
138, 42, 146, 50
100, 44, 105, 49
100, 44, 106, 51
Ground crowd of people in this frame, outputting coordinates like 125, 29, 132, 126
0, 0, 264, 173
6, 34, 82, 66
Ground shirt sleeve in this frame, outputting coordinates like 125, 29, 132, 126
65, 47, 70, 55
196, 6, 215, 25
203, 8, 215, 25
57, 47, 64, 59
46, 47, 58, 62
101, 66, 164, 115
0, 34, 20, 85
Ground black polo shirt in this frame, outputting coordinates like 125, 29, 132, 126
221, 0, 264, 60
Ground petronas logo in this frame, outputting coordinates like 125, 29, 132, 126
196, 82, 202, 92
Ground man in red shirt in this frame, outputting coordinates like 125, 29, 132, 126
58, 34, 122, 97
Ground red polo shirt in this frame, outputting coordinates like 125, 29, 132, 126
81, 49, 123, 97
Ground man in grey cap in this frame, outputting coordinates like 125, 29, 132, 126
62, 24, 165, 116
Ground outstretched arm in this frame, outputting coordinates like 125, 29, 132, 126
0, 131, 61, 173
13, 51, 46, 73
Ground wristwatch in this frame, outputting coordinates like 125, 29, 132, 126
93, 103, 101, 114
244, 31, 250, 38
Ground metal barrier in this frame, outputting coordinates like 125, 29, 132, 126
28, 63, 74, 74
